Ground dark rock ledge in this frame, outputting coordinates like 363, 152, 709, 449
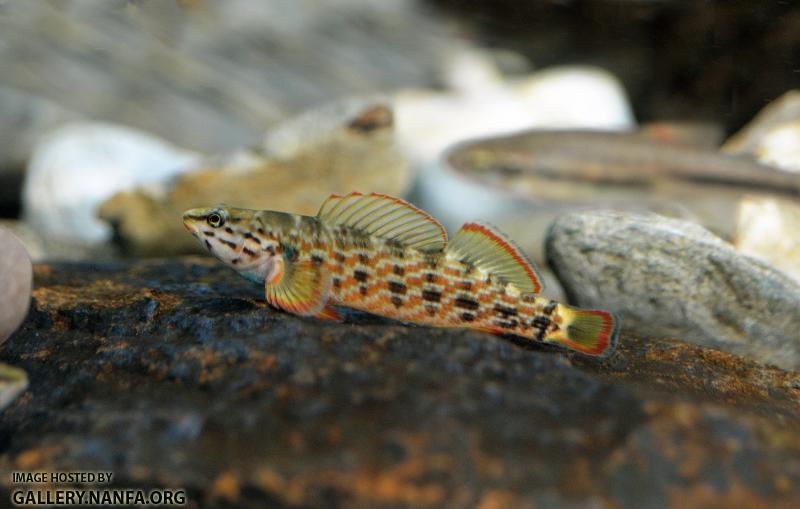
1, 258, 798, 508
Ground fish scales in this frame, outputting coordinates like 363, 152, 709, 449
183, 192, 618, 356
322, 232, 555, 334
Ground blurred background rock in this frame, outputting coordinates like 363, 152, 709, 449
430, 0, 800, 129
1, 0, 798, 259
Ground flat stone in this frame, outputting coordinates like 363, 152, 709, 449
546, 211, 800, 370
98, 100, 411, 257
0, 258, 798, 507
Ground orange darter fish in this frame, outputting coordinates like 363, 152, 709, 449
183, 192, 618, 356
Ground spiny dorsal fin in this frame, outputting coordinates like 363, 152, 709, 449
265, 258, 332, 317
446, 222, 544, 294
317, 192, 447, 253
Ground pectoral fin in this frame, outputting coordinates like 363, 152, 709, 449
265, 258, 332, 317
314, 304, 341, 321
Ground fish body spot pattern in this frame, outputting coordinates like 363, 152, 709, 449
183, 192, 618, 356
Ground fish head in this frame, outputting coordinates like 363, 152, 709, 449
183, 205, 280, 283
445, 142, 527, 183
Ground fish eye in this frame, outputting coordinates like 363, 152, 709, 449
207, 212, 224, 228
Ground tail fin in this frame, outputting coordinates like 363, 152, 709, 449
555, 308, 619, 357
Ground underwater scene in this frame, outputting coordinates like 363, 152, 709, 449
0, 1, 799, 508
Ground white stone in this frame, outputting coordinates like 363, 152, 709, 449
722, 90, 800, 157
23, 123, 200, 244
396, 54, 634, 164
754, 121, 800, 173
735, 196, 800, 284
395, 50, 634, 247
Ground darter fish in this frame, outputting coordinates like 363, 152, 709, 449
183, 192, 618, 356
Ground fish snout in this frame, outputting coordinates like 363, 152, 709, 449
182, 208, 207, 233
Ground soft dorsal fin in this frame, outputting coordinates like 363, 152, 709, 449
265, 258, 333, 317
317, 192, 447, 252
446, 222, 544, 294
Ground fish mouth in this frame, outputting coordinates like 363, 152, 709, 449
182, 209, 205, 234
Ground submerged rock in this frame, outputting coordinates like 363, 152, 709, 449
736, 196, 800, 285
0, 221, 46, 262
99, 99, 411, 257
721, 90, 800, 173
22, 122, 200, 247
753, 120, 800, 173
0, 228, 32, 343
399, 54, 634, 264
722, 90, 800, 172
0, 86, 79, 216
723, 90, 800, 157
0, 258, 798, 507
0, 364, 28, 411
0, 0, 459, 153
0, 228, 32, 412
546, 211, 800, 370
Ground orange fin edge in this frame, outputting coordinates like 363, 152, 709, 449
554, 309, 619, 357
314, 304, 341, 321
451, 222, 543, 294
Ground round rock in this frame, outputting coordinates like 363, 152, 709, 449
0, 227, 33, 343
545, 211, 800, 370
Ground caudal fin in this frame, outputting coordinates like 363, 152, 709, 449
556, 308, 619, 357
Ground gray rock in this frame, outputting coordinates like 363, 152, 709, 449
0, 228, 32, 344
0, 0, 460, 153
545, 211, 800, 370
0, 87, 79, 214
0, 86, 78, 169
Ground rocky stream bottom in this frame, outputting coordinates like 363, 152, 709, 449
0, 258, 798, 508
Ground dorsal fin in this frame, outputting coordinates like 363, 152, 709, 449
446, 222, 544, 294
317, 192, 447, 252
